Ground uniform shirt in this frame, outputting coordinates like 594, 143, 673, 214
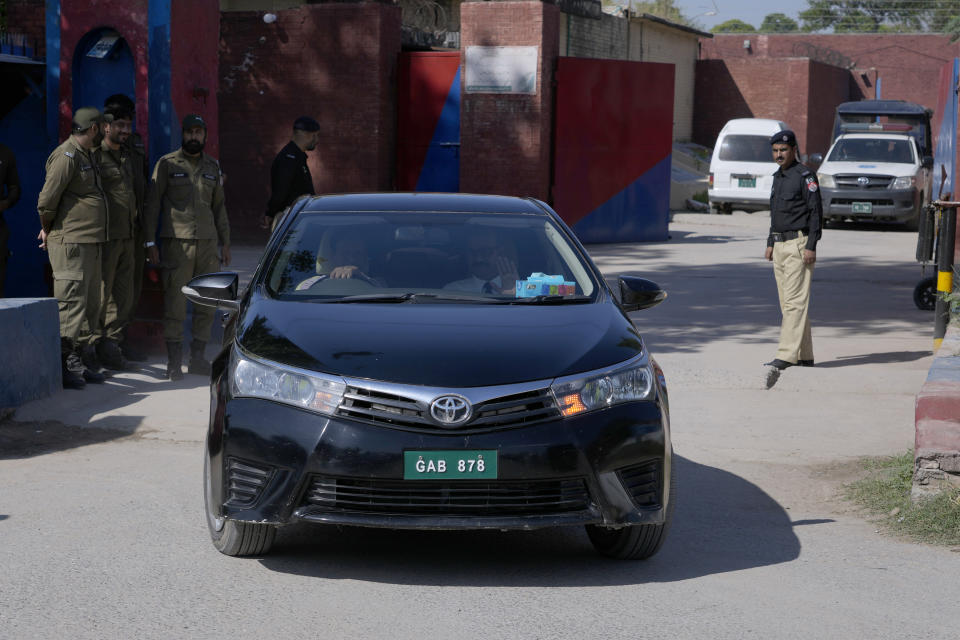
0, 142, 21, 212
768, 160, 823, 251
37, 137, 107, 242
97, 141, 138, 241
144, 149, 230, 246
265, 141, 314, 219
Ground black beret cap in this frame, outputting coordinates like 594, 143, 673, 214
293, 116, 320, 132
182, 114, 207, 130
770, 129, 797, 146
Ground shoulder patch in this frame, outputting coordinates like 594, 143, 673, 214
202, 173, 217, 181
64, 151, 74, 158
805, 176, 818, 192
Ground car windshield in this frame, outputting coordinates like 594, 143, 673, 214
264, 211, 598, 302
827, 138, 915, 164
718, 135, 773, 162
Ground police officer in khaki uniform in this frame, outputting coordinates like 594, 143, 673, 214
37, 107, 110, 389
144, 114, 231, 380
104, 93, 148, 362
764, 129, 822, 388
0, 141, 21, 297
95, 102, 140, 370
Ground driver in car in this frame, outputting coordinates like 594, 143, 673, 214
297, 235, 382, 289
444, 229, 518, 294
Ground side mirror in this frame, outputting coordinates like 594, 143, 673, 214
618, 276, 666, 312
922, 155, 934, 169
809, 153, 823, 165
182, 272, 240, 311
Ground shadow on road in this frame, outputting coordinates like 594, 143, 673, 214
257, 455, 803, 585
814, 350, 931, 368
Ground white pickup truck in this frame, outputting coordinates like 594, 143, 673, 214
815, 130, 933, 229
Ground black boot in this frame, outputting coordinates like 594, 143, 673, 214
119, 331, 148, 362
188, 340, 211, 376
98, 338, 132, 371
61, 338, 86, 390
166, 341, 183, 380
80, 342, 106, 383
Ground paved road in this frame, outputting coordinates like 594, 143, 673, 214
2, 212, 955, 639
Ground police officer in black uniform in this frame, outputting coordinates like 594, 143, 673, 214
262, 116, 320, 230
764, 129, 822, 388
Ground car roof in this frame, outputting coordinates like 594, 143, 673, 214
834, 133, 913, 141
719, 118, 788, 134
298, 192, 550, 215
836, 100, 930, 116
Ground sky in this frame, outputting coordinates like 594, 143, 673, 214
671, 0, 803, 31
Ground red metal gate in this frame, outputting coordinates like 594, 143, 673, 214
553, 58, 674, 243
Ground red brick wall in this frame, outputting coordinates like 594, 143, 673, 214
6, 0, 45, 56
459, 1, 560, 201
219, 4, 401, 241
172, 0, 221, 158
695, 56, 852, 156
701, 34, 960, 121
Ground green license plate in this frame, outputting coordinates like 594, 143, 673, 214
403, 450, 498, 480
738, 177, 756, 188
852, 202, 872, 213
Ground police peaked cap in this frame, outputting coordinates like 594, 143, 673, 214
770, 130, 797, 146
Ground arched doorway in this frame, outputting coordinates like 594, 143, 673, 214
72, 28, 135, 112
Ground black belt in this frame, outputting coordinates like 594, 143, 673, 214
770, 230, 806, 242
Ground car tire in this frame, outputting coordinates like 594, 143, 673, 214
913, 276, 936, 311
204, 453, 277, 557
903, 194, 922, 231
586, 451, 677, 560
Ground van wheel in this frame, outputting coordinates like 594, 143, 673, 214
913, 276, 936, 311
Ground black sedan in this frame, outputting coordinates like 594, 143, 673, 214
185, 193, 673, 560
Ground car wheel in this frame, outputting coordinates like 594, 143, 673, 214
586, 452, 677, 560
203, 453, 277, 557
913, 276, 937, 311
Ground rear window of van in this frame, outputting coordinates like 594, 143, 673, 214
718, 135, 772, 162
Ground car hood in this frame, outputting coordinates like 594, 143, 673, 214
819, 160, 915, 175
236, 294, 645, 387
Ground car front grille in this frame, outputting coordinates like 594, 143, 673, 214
301, 475, 591, 516
336, 386, 560, 432
832, 198, 894, 206
617, 460, 662, 509
834, 175, 893, 189
224, 457, 274, 507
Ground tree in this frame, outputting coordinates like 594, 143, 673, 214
603, 0, 696, 27
760, 13, 799, 33
799, 0, 960, 33
712, 19, 756, 33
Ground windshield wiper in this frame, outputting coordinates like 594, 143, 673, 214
509, 295, 592, 305
322, 293, 500, 304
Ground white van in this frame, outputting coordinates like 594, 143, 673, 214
708, 118, 789, 214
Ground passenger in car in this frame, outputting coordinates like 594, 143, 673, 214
298, 234, 383, 289
444, 229, 518, 295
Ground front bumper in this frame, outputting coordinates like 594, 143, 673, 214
206, 376, 671, 531
821, 186, 918, 221
708, 188, 769, 211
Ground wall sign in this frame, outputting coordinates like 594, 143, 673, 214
465, 46, 538, 94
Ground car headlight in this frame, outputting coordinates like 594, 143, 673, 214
890, 176, 916, 189
231, 349, 345, 414
818, 173, 836, 188
550, 356, 654, 418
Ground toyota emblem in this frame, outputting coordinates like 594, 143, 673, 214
430, 395, 472, 427
857, 176, 870, 187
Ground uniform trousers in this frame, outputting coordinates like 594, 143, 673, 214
160, 238, 220, 343
772, 232, 814, 363
101, 237, 137, 342
47, 236, 103, 347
